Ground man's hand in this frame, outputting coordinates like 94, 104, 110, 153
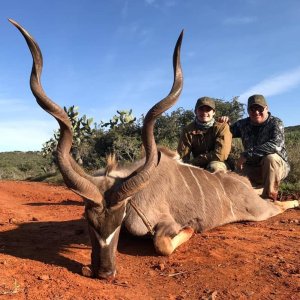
236, 155, 247, 171
218, 116, 230, 123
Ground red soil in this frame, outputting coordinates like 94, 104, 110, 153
0, 181, 299, 299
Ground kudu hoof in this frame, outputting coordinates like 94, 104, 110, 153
82, 265, 93, 278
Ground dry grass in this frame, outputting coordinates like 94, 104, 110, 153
0, 279, 21, 295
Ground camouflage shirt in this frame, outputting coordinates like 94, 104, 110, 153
231, 112, 289, 166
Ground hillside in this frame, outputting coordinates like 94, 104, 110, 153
286, 125, 300, 132
0, 151, 54, 181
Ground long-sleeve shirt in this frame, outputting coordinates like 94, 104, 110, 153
231, 113, 289, 165
177, 121, 232, 168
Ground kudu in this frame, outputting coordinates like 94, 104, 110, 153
10, 19, 299, 280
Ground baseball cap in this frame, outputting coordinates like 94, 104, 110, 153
247, 94, 267, 108
195, 97, 215, 111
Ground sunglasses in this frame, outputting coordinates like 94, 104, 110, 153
198, 106, 214, 112
249, 106, 265, 113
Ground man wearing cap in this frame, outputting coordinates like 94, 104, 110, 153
177, 97, 232, 172
223, 94, 290, 201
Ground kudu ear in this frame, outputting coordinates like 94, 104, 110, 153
105, 154, 118, 176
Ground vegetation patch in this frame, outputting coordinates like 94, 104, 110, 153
1, 102, 299, 194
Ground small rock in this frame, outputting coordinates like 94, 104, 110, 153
8, 218, 17, 224
148, 269, 156, 276
244, 290, 255, 297
152, 262, 165, 271
31, 217, 39, 221
38, 274, 50, 281
201, 290, 218, 300
210, 291, 218, 300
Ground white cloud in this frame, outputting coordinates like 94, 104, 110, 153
223, 16, 256, 25
121, 0, 129, 18
239, 67, 300, 102
144, 0, 177, 8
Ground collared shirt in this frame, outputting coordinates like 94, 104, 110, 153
177, 120, 232, 168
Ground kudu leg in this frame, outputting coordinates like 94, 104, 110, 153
154, 225, 194, 256
274, 200, 299, 211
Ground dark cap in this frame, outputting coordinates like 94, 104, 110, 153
247, 94, 268, 108
195, 97, 215, 111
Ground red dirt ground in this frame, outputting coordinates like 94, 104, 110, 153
0, 181, 299, 300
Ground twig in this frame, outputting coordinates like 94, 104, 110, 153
112, 281, 130, 288
168, 271, 188, 277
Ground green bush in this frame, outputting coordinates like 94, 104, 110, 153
283, 128, 300, 192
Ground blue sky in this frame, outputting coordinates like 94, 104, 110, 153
1, 0, 300, 151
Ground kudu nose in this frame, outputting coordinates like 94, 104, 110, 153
82, 265, 116, 280
98, 269, 116, 280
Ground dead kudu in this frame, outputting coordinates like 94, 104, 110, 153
10, 19, 299, 280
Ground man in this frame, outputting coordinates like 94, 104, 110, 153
177, 97, 232, 172
224, 94, 290, 200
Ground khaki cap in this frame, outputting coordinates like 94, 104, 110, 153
195, 97, 215, 111
248, 94, 268, 108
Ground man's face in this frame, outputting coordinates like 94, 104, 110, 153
248, 104, 268, 124
196, 105, 215, 123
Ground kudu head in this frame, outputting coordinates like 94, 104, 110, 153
10, 19, 183, 279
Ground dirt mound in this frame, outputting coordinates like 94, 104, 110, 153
0, 181, 299, 299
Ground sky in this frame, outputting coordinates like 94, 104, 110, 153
1, 0, 300, 152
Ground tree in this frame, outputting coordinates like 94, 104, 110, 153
214, 96, 245, 123
213, 97, 246, 168
154, 107, 194, 150
96, 110, 142, 163
42, 106, 94, 165
101, 110, 136, 129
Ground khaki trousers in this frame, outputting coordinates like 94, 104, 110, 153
241, 154, 289, 200
207, 161, 228, 172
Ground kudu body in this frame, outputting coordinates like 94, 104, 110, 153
10, 19, 299, 280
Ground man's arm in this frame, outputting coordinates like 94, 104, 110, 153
177, 130, 192, 162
